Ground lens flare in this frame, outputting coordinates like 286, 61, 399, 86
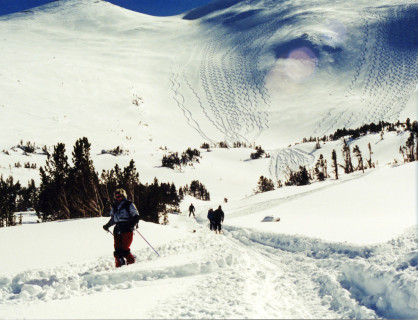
265, 46, 318, 92
285, 47, 318, 81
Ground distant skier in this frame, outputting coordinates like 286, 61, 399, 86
213, 205, 224, 234
207, 208, 214, 230
103, 188, 140, 268
189, 203, 195, 217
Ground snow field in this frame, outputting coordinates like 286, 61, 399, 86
226, 225, 418, 319
2, 216, 416, 319
0, 0, 417, 318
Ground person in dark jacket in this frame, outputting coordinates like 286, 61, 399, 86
103, 188, 140, 268
207, 208, 214, 230
189, 203, 195, 217
213, 205, 224, 234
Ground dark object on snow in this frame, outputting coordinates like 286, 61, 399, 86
189, 203, 195, 217
103, 188, 140, 268
207, 208, 215, 230
212, 205, 224, 233
261, 216, 281, 222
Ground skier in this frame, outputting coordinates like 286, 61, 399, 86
189, 203, 195, 217
103, 188, 140, 268
207, 208, 214, 230
213, 205, 224, 234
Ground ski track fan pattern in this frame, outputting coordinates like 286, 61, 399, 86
269, 148, 315, 183
316, 4, 418, 135
170, 16, 284, 145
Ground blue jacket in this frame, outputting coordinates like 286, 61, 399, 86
107, 199, 139, 233
207, 209, 214, 220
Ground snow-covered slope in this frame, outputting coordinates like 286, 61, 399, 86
0, 162, 417, 319
0, 0, 416, 186
0, 0, 417, 318
0, 0, 416, 151
181, 0, 418, 145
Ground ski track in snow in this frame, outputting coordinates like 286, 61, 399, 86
169, 2, 417, 142
1, 220, 416, 319
268, 147, 316, 183
0, 1, 417, 318
316, 4, 418, 135
170, 16, 277, 145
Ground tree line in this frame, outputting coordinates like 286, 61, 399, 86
298, 118, 417, 145
0, 137, 189, 227
162, 148, 201, 169
255, 125, 418, 193
179, 180, 210, 201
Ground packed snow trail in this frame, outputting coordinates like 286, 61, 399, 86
1, 215, 416, 319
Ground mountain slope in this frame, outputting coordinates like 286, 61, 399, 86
180, 0, 418, 145
0, 162, 416, 319
0, 0, 416, 152
0, 0, 215, 17
0, 1, 417, 318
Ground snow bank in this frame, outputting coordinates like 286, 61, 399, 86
226, 226, 374, 258
226, 162, 417, 245
225, 225, 418, 319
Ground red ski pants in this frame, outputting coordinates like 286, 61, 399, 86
114, 232, 135, 267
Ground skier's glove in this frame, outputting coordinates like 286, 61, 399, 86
131, 215, 140, 229
103, 224, 110, 231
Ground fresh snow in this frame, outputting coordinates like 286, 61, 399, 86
0, 0, 417, 319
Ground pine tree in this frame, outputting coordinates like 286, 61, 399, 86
37, 143, 71, 220
169, 183, 180, 209
284, 166, 311, 186
406, 118, 411, 131
250, 146, 265, 159
256, 176, 275, 193
341, 139, 354, 174
366, 143, 375, 168
16, 179, 37, 212
331, 149, 338, 180
68, 137, 103, 218
405, 132, 416, 162
0, 176, 20, 227
99, 165, 120, 214
352, 145, 364, 173
139, 178, 164, 224
314, 154, 327, 181
121, 159, 140, 200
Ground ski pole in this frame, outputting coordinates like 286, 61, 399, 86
106, 229, 113, 236
135, 229, 160, 256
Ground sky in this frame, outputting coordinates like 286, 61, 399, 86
0, 0, 56, 16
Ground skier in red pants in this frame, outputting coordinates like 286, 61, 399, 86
103, 188, 140, 267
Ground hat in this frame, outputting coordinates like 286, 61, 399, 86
114, 188, 127, 198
